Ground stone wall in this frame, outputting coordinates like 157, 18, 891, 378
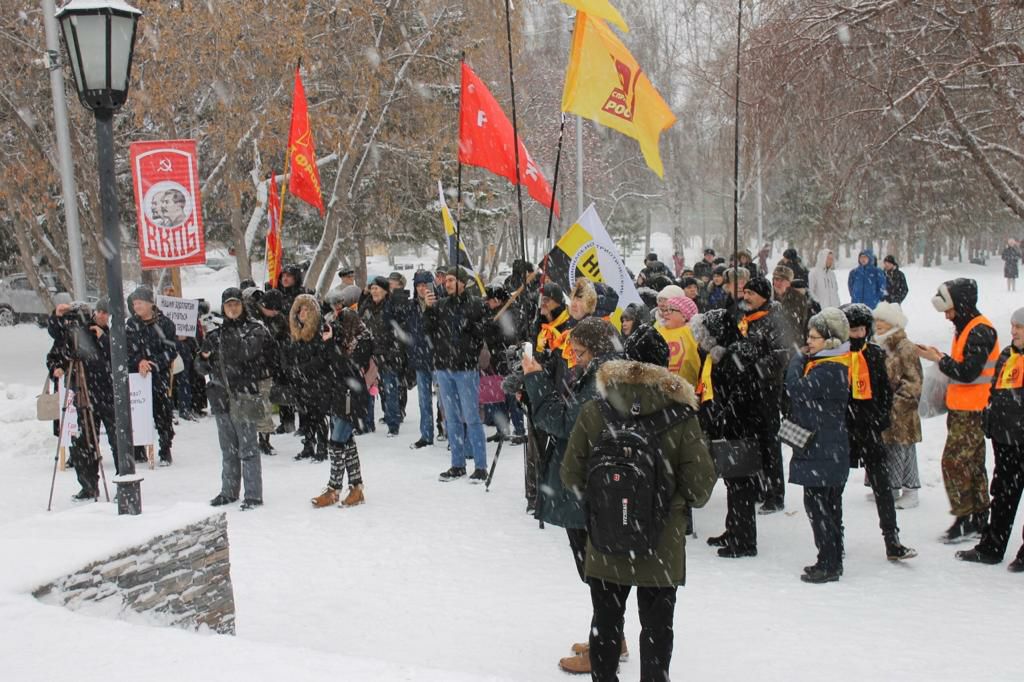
33, 513, 235, 634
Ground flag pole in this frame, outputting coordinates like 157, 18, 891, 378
541, 114, 567, 283
503, 0, 527, 261
455, 52, 465, 269
732, 1, 742, 294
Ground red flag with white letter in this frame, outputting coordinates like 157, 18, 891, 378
458, 63, 559, 216
129, 139, 207, 270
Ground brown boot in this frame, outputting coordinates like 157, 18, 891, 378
558, 651, 591, 675
570, 638, 628, 660
339, 484, 364, 507
311, 487, 339, 508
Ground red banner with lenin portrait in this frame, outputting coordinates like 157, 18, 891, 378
129, 140, 207, 270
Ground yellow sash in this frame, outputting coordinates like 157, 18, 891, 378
804, 353, 850, 380
696, 355, 714, 403
536, 309, 570, 353
996, 353, 1024, 390
738, 310, 769, 337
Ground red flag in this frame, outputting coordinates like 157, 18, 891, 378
458, 63, 559, 216
266, 174, 283, 286
286, 67, 325, 215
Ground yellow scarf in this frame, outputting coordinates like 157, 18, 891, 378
996, 352, 1024, 390
738, 310, 769, 337
849, 350, 873, 400
696, 354, 714, 403
804, 353, 850, 379
536, 309, 571, 353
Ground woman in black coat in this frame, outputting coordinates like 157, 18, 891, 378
311, 307, 374, 508
692, 309, 763, 558
282, 294, 332, 461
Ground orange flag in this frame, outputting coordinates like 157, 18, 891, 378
265, 173, 283, 286
286, 66, 324, 215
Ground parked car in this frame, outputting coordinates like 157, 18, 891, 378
0, 272, 96, 326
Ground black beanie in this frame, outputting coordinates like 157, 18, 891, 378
744, 277, 772, 301
369, 276, 390, 292
260, 289, 284, 311
623, 324, 669, 368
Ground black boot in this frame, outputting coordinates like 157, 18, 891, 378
940, 516, 980, 544
258, 433, 276, 456
955, 547, 1001, 565
884, 532, 918, 561
1008, 553, 1024, 573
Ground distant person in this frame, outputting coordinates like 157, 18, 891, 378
757, 243, 771, 275
694, 248, 716, 282
778, 248, 808, 283
809, 248, 841, 308
882, 255, 909, 304
1002, 239, 1021, 292
848, 249, 887, 309
672, 250, 686, 278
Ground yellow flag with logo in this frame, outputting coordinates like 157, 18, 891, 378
559, 0, 629, 33
561, 13, 677, 177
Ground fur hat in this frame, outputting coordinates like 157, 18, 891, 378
623, 323, 669, 368
646, 251, 659, 262
809, 307, 850, 350
388, 271, 407, 288
725, 267, 750, 283
571, 279, 598, 316
873, 301, 907, 330
664, 295, 698, 322
569, 316, 619, 357
656, 284, 685, 302
1012, 307, 1024, 326
772, 265, 794, 282
289, 293, 322, 342
744, 277, 772, 301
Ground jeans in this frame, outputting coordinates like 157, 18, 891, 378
415, 369, 435, 442
435, 369, 487, 470
330, 416, 354, 444
215, 413, 262, 502
490, 394, 525, 436
379, 370, 402, 434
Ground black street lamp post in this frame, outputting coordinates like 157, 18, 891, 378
56, 0, 143, 515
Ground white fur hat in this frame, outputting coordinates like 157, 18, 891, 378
656, 284, 685, 301
873, 301, 908, 330
932, 283, 954, 313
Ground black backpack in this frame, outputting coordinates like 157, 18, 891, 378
585, 399, 692, 557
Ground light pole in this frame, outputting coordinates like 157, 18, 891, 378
56, 0, 143, 515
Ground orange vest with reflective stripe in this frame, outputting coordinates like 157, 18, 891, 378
946, 315, 1000, 412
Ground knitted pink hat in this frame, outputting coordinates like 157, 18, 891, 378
665, 295, 698, 322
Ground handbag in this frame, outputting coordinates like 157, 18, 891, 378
779, 417, 816, 450
478, 373, 506, 405
217, 336, 266, 422
36, 376, 60, 421
710, 439, 762, 478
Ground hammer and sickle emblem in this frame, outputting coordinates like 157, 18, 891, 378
158, 158, 173, 172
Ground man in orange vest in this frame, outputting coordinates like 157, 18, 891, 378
918, 278, 1000, 543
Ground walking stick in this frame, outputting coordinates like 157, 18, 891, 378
47, 364, 77, 511
484, 437, 505, 492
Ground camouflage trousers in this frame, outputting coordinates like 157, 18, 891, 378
941, 410, 990, 517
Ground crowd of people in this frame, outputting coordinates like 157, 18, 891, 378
41, 245, 1024, 682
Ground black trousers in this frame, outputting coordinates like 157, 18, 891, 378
278, 404, 295, 430
803, 486, 844, 571
300, 411, 328, 455
725, 475, 758, 549
978, 441, 1024, 560
567, 528, 588, 583
589, 580, 676, 682
758, 431, 785, 505
851, 435, 899, 537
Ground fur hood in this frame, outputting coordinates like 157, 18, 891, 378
571, 278, 598, 316
289, 293, 322, 342
596, 359, 699, 410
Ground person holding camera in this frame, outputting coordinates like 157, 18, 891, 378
197, 288, 278, 510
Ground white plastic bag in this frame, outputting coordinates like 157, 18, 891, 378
919, 362, 949, 419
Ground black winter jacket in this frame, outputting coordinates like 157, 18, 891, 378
884, 267, 909, 304
984, 345, 1024, 445
196, 313, 278, 414
126, 311, 178, 392
424, 290, 487, 371
845, 339, 893, 462
359, 295, 405, 372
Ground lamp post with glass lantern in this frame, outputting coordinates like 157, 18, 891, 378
56, 0, 143, 514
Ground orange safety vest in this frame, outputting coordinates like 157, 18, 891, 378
995, 351, 1024, 390
946, 315, 1000, 412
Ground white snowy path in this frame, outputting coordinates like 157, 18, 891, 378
0, 257, 1020, 681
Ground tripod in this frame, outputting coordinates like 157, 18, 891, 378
46, 337, 111, 511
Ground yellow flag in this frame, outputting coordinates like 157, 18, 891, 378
559, 0, 628, 33
438, 181, 486, 295
561, 13, 677, 177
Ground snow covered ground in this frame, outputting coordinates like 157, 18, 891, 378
0, 248, 1021, 681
